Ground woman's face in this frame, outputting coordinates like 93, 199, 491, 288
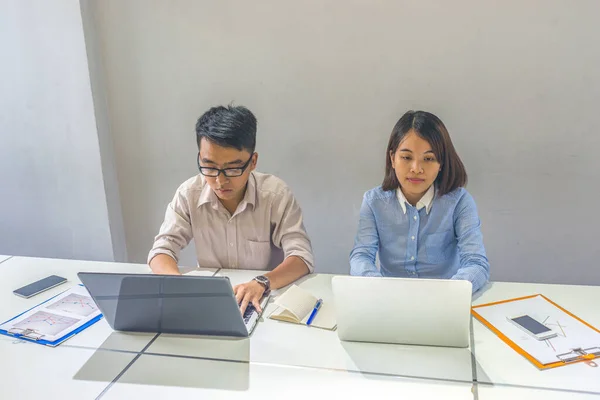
390, 130, 441, 203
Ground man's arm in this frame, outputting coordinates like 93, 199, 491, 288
264, 255, 309, 290
269, 186, 315, 273
234, 255, 309, 315
149, 254, 181, 275
148, 189, 193, 275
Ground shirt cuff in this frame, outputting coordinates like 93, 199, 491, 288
147, 248, 178, 265
285, 251, 315, 273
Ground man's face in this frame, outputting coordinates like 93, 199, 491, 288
198, 138, 257, 204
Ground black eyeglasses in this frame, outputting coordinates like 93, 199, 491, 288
197, 153, 254, 177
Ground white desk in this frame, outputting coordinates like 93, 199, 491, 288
0, 338, 137, 399
1, 258, 599, 399
103, 353, 473, 399
146, 269, 474, 384
478, 386, 600, 400
0, 255, 11, 263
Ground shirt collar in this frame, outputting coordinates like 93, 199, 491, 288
197, 172, 257, 211
396, 184, 435, 215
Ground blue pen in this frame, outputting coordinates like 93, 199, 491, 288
306, 298, 323, 326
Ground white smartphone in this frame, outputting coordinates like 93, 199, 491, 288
507, 314, 557, 340
13, 275, 67, 298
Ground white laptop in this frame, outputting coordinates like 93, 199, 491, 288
332, 276, 472, 348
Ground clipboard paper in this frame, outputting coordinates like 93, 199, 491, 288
0, 285, 102, 346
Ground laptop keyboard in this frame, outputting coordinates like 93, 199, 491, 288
243, 303, 258, 325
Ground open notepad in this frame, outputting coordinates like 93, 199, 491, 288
268, 285, 336, 330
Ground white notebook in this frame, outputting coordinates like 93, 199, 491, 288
268, 285, 336, 330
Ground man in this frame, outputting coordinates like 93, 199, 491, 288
148, 105, 314, 314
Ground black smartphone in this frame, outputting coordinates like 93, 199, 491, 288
13, 275, 68, 298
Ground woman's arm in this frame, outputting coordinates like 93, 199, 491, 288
451, 191, 490, 293
350, 194, 382, 277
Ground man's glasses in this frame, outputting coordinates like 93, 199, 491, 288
197, 153, 254, 177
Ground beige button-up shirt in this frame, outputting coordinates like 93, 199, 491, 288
148, 172, 314, 272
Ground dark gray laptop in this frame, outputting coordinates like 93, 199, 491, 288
77, 272, 267, 337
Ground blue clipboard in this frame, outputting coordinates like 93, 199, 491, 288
0, 284, 103, 346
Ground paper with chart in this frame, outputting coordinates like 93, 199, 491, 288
474, 295, 600, 365
0, 285, 100, 342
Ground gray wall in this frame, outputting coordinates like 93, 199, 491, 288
80, 0, 128, 262
89, 0, 600, 284
0, 0, 125, 261
3, 1, 599, 285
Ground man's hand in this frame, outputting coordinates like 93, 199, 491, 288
233, 280, 266, 315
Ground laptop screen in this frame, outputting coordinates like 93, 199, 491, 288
79, 274, 248, 336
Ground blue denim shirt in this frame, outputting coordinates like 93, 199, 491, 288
349, 186, 490, 293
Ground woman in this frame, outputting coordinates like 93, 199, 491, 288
349, 110, 489, 293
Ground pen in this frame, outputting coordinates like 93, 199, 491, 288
306, 298, 323, 326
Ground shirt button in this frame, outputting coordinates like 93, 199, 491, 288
410, 256, 415, 261
411, 236, 415, 241
229, 243, 234, 247
413, 216, 417, 221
